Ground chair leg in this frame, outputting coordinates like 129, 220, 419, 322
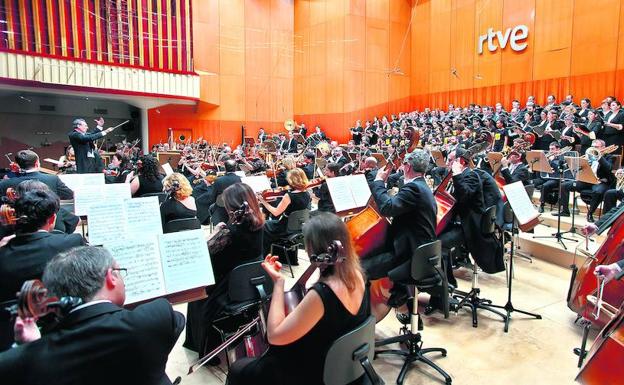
454, 263, 508, 329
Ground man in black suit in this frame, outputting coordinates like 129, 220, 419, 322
555, 139, 616, 222
361, 149, 437, 307
300, 151, 316, 180
0, 190, 85, 351
207, 160, 242, 225
257, 127, 268, 143
0, 246, 185, 385
0, 150, 73, 200
500, 151, 530, 185
327, 147, 348, 168
312, 162, 340, 213
68, 117, 117, 173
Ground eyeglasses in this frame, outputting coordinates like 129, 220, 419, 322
112, 268, 128, 278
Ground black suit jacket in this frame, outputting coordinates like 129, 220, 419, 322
207, 173, 241, 224
0, 171, 73, 200
0, 231, 85, 351
68, 129, 106, 173
600, 110, 624, 145
500, 164, 530, 185
0, 299, 185, 385
370, 177, 437, 262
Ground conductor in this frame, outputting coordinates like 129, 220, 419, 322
68, 117, 117, 174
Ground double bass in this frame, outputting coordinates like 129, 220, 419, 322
568, 205, 624, 328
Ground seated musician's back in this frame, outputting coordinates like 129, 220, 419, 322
0, 246, 185, 385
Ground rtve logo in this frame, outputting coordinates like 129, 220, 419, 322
478, 25, 529, 54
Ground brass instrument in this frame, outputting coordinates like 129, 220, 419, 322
284, 119, 296, 131
545, 146, 573, 159
583, 144, 619, 160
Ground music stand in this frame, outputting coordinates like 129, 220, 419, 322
371, 153, 387, 169
490, 182, 543, 332
532, 152, 577, 249
487, 152, 504, 176
526, 151, 551, 176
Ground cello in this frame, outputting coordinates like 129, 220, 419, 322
576, 299, 624, 384
568, 204, 624, 328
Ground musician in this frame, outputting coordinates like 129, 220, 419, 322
194, 171, 217, 225
435, 148, 504, 309
541, 110, 564, 149
281, 132, 298, 154
104, 152, 132, 184
602, 168, 624, 213
58, 146, 76, 174
259, 168, 311, 255
0, 150, 73, 200
578, 109, 602, 155
313, 163, 340, 214
555, 140, 615, 222
301, 151, 316, 180
599, 100, 624, 151
350, 120, 363, 145
577, 98, 591, 122
309, 125, 327, 143
258, 127, 268, 143
0, 189, 85, 351
0, 246, 185, 385
184, 183, 265, 359
327, 147, 348, 168
207, 160, 242, 225
298, 123, 308, 137
227, 213, 368, 385
273, 157, 297, 188
236, 148, 266, 174
360, 149, 437, 307
68, 117, 116, 174
364, 121, 379, 146
492, 120, 508, 152
538, 142, 565, 213
500, 150, 530, 185
128, 155, 164, 197
362, 156, 379, 183
545, 94, 559, 111
593, 260, 624, 283
160, 173, 197, 228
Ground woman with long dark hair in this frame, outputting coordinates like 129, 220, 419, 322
184, 183, 265, 359
129, 155, 164, 196
227, 212, 369, 385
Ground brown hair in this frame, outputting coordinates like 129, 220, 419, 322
286, 168, 308, 190
303, 212, 364, 291
222, 183, 265, 231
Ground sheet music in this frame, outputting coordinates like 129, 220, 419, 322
161, 163, 174, 176
241, 175, 272, 193
106, 239, 166, 304
502, 182, 539, 225
125, 197, 163, 236
326, 176, 357, 212
159, 230, 215, 293
349, 174, 372, 208
87, 201, 125, 245
73, 183, 130, 216
58, 173, 105, 192
234, 171, 246, 178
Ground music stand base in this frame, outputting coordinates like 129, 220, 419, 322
533, 232, 578, 250
487, 301, 542, 333
453, 288, 508, 329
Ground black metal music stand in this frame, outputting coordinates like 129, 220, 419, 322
532, 155, 577, 250
562, 156, 600, 237
489, 214, 542, 332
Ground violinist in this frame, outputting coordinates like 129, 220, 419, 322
360, 149, 437, 308
184, 183, 265, 360
207, 160, 242, 225
555, 140, 615, 222
128, 155, 164, 197
104, 152, 131, 184
284, 132, 298, 154
301, 151, 316, 180
0, 150, 73, 200
0, 246, 185, 385
227, 212, 369, 385
273, 157, 297, 188
0, 189, 85, 351
312, 162, 340, 214
58, 146, 76, 174
194, 171, 217, 225
260, 168, 311, 255
236, 147, 266, 174
160, 173, 197, 229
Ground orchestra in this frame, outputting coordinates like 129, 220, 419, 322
2, 93, 624, 385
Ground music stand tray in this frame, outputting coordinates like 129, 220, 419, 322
526, 151, 554, 174
565, 157, 599, 185
487, 152, 504, 175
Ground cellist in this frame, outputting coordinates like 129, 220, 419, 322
360, 149, 437, 310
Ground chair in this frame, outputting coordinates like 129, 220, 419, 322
375, 240, 452, 385
452, 206, 508, 328
140, 192, 167, 204
270, 209, 310, 277
163, 217, 201, 233
323, 316, 384, 385
212, 261, 274, 367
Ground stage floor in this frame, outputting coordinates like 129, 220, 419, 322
165, 248, 590, 385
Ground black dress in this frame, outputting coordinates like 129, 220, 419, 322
263, 191, 311, 252
159, 198, 197, 227
134, 174, 164, 196
183, 222, 264, 356
227, 281, 370, 385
